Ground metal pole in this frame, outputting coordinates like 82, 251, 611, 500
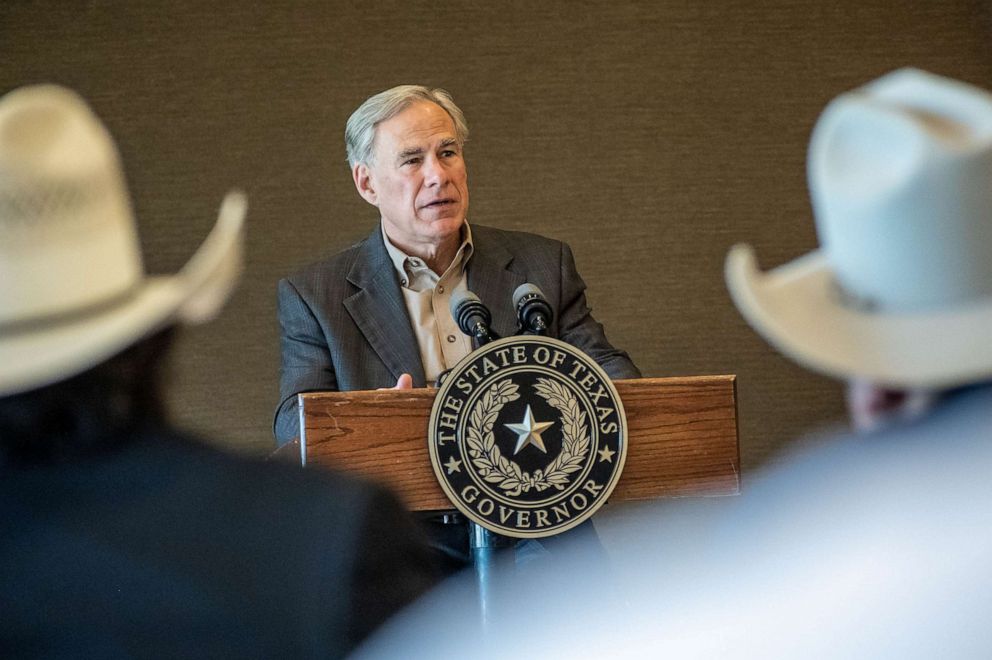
469, 522, 515, 633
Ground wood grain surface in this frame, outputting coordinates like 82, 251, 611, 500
302, 375, 739, 511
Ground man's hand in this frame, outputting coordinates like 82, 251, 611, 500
379, 373, 413, 390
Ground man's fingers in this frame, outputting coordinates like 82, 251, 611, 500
377, 373, 414, 390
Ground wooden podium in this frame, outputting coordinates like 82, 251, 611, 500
299, 375, 740, 510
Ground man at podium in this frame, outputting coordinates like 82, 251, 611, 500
273, 84, 640, 445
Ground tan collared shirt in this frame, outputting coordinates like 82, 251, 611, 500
382, 222, 475, 384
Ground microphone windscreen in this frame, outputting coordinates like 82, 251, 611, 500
450, 289, 482, 317
513, 282, 546, 309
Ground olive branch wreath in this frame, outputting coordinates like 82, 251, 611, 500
465, 377, 590, 496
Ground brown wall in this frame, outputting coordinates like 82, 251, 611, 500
3, 1, 990, 471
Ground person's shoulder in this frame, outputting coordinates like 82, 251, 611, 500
141, 425, 385, 514
753, 384, 992, 504
281, 231, 375, 290
471, 223, 565, 254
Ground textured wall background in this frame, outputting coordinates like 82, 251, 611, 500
2, 1, 990, 472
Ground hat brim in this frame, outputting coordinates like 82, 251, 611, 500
725, 244, 992, 389
0, 191, 246, 397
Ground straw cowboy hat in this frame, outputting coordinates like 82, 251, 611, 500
726, 68, 992, 389
0, 84, 246, 396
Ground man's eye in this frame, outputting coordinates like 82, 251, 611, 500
404, 157, 421, 166
441, 150, 457, 158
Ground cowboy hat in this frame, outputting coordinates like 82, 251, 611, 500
726, 68, 992, 388
0, 84, 246, 396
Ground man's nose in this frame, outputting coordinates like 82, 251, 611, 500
423, 154, 447, 186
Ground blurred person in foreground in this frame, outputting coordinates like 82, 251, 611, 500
355, 68, 992, 659
0, 85, 436, 658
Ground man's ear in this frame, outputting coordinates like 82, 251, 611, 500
353, 163, 378, 206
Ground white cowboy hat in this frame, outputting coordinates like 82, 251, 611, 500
726, 68, 992, 389
0, 84, 246, 397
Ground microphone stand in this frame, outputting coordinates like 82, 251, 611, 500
447, 289, 524, 633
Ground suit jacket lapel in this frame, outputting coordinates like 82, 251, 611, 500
468, 232, 526, 340
343, 227, 426, 386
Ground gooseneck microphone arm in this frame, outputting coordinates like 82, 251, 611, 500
450, 290, 499, 347
513, 283, 554, 336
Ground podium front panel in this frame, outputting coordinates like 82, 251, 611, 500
301, 375, 740, 511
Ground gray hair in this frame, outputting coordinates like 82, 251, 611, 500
345, 85, 469, 169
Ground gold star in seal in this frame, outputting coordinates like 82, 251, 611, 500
504, 405, 554, 455
597, 445, 616, 463
444, 456, 462, 474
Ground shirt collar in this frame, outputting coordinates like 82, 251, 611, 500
381, 220, 475, 285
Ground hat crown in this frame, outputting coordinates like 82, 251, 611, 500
0, 85, 142, 327
0, 84, 245, 397
808, 68, 992, 312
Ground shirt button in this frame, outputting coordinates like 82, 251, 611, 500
437, 285, 445, 294
446, 334, 456, 343
409, 259, 421, 267
400, 279, 407, 286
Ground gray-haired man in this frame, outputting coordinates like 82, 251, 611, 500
274, 85, 640, 443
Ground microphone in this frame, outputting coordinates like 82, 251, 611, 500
513, 283, 553, 336
450, 290, 499, 347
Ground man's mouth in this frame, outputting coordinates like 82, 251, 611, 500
423, 198, 455, 209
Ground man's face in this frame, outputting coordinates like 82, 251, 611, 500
354, 100, 469, 256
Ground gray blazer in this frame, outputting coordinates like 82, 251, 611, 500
274, 224, 640, 443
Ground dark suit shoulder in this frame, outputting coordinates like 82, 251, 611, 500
471, 223, 565, 255
0, 425, 436, 657
282, 235, 370, 293
138, 426, 380, 512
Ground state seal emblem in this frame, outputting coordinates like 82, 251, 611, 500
428, 336, 627, 538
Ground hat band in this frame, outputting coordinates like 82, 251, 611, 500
0, 284, 141, 337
